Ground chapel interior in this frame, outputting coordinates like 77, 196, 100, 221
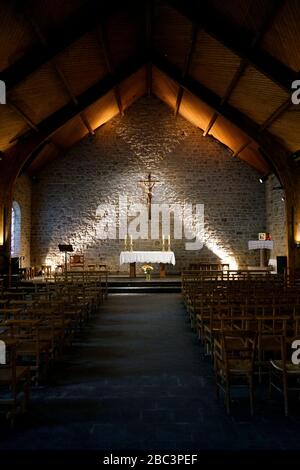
1, 0, 300, 461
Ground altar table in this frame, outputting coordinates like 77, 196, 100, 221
120, 251, 176, 278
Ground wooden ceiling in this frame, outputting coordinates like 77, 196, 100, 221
0, 0, 299, 176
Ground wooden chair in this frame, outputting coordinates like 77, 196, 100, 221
269, 335, 300, 416
214, 330, 257, 415
0, 338, 30, 426
5, 320, 51, 383
69, 254, 85, 271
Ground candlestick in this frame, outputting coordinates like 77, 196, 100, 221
162, 234, 165, 251
130, 235, 133, 251
124, 235, 128, 250
167, 235, 171, 251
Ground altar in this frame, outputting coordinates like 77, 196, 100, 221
120, 251, 176, 278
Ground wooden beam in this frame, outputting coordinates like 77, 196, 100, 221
203, 112, 218, 136
80, 112, 95, 136
26, 11, 97, 138
232, 140, 252, 158
7, 101, 39, 133
145, 0, 153, 96
175, 22, 198, 116
168, 0, 297, 92
153, 54, 293, 186
259, 98, 291, 131
96, 23, 123, 116
1, 57, 145, 182
0, 0, 125, 90
197, 0, 284, 135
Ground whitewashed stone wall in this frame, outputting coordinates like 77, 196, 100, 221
266, 174, 287, 260
31, 97, 266, 273
13, 174, 32, 267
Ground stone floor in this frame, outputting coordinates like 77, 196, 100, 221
1, 293, 300, 452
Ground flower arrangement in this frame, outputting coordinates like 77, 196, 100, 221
141, 264, 153, 280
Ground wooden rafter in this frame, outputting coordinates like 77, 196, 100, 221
259, 98, 291, 131
0, 0, 126, 90
174, 22, 198, 116
202, 0, 284, 136
26, 11, 95, 136
96, 23, 123, 116
145, 0, 153, 96
1, 57, 144, 178
168, 0, 296, 92
232, 140, 252, 158
153, 54, 292, 183
7, 101, 39, 133
80, 112, 95, 136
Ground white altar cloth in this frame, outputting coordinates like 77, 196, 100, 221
120, 251, 176, 265
248, 240, 274, 250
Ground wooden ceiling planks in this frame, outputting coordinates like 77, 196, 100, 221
189, 31, 241, 98
55, 30, 109, 97
30, 0, 86, 38
104, 4, 144, 69
0, 106, 30, 151
0, 2, 36, 72
268, 106, 300, 153
152, 66, 179, 109
262, 0, 300, 72
0, 0, 297, 177
208, 0, 273, 37
153, 1, 193, 71
228, 64, 290, 124
8, 62, 70, 124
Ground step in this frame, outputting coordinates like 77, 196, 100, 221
108, 285, 181, 294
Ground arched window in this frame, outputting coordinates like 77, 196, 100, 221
11, 201, 21, 256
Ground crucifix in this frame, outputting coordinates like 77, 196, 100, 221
139, 173, 160, 219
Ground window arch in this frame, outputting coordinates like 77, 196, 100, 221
11, 201, 21, 257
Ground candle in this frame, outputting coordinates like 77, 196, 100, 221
162, 234, 165, 251
124, 235, 128, 250
168, 235, 171, 251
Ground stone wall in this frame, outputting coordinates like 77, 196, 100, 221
266, 174, 287, 261
13, 174, 32, 267
31, 97, 266, 273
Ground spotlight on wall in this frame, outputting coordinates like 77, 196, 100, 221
259, 175, 268, 184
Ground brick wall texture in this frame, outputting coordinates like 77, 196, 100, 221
14, 96, 276, 273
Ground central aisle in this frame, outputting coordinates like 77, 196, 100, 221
1, 293, 300, 451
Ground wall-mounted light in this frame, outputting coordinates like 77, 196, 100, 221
290, 150, 300, 162
295, 241, 300, 249
259, 175, 268, 184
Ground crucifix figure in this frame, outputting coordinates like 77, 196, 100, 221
139, 173, 160, 219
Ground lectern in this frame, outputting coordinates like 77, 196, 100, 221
58, 244, 73, 278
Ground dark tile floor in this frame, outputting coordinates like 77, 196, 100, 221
1, 293, 300, 451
